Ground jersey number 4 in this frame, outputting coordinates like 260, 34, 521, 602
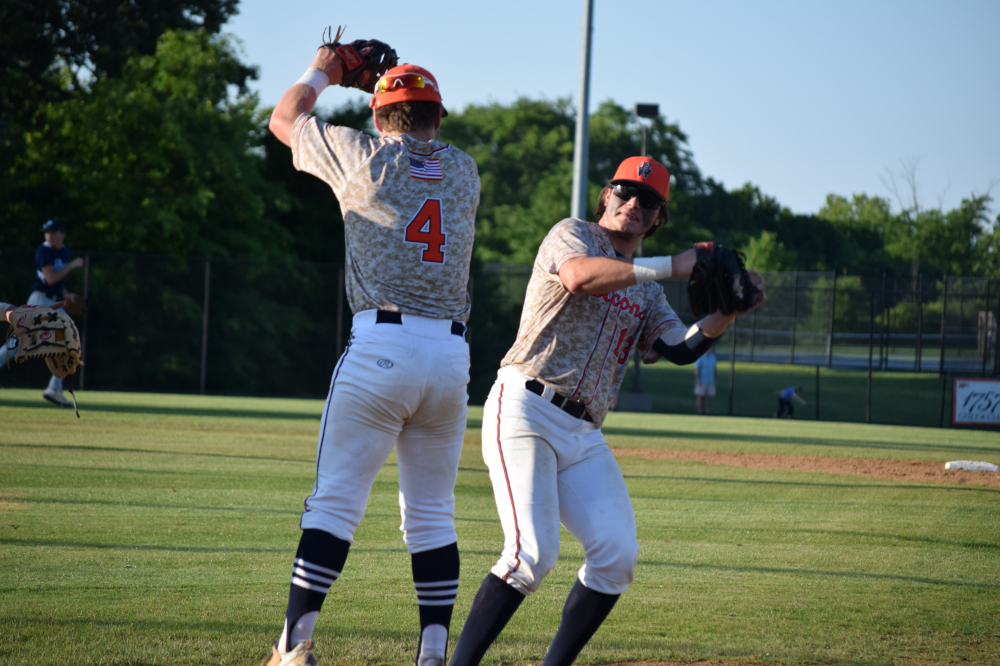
405, 198, 446, 263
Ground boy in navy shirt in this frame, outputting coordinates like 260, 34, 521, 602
0, 219, 83, 406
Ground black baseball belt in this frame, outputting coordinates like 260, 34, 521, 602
525, 379, 593, 422
376, 310, 466, 337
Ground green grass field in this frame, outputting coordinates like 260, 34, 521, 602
1, 388, 998, 666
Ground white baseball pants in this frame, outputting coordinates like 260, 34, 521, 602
300, 309, 470, 554
482, 367, 639, 596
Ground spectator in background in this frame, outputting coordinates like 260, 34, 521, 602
774, 385, 806, 418
693, 344, 717, 415
0, 219, 83, 407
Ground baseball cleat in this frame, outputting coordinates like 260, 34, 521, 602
42, 388, 73, 407
261, 641, 318, 666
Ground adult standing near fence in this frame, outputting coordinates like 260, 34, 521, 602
774, 385, 806, 418
262, 29, 480, 666
0, 219, 83, 407
449, 156, 766, 666
693, 343, 717, 415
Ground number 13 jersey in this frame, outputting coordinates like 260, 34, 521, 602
292, 114, 480, 321
502, 218, 687, 426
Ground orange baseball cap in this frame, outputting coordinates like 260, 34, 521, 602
373, 64, 448, 116
611, 156, 670, 203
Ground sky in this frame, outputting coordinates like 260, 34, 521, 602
225, 0, 1000, 217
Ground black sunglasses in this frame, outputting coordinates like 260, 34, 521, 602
612, 183, 664, 211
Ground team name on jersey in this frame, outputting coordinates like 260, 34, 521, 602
592, 291, 646, 319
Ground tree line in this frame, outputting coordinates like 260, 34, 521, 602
2, 5, 997, 281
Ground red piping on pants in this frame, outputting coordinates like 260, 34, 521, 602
495, 383, 522, 580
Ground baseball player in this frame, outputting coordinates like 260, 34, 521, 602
261, 33, 480, 666
448, 157, 766, 666
774, 385, 806, 418
0, 219, 83, 407
693, 343, 717, 414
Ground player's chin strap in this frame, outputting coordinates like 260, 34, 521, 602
67, 387, 80, 418
651, 321, 717, 365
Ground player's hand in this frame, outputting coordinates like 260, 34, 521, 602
311, 45, 373, 86
69, 257, 85, 269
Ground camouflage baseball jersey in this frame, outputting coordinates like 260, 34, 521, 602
501, 218, 687, 426
291, 114, 480, 321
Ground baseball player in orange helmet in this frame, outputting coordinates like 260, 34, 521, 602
265, 42, 480, 666
449, 157, 766, 666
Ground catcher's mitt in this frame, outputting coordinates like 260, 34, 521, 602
5, 305, 83, 379
321, 25, 398, 93
687, 242, 759, 318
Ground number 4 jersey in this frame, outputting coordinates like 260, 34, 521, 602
501, 218, 687, 426
291, 114, 480, 321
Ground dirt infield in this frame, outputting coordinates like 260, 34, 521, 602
612, 448, 1000, 488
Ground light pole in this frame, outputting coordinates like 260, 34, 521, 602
570, 0, 594, 220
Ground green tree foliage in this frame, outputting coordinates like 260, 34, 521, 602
742, 230, 796, 271
3, 30, 289, 258
439, 98, 701, 264
0, 0, 239, 122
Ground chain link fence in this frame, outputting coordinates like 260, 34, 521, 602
2, 249, 997, 425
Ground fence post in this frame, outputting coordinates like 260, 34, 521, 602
749, 306, 757, 362
79, 254, 90, 390
915, 273, 923, 371
880, 272, 888, 369
335, 266, 345, 361
727, 322, 736, 416
789, 272, 798, 363
199, 259, 211, 395
939, 275, 948, 375
939, 371, 948, 427
982, 279, 991, 376
866, 292, 874, 424
815, 365, 820, 421
994, 278, 1000, 376
826, 272, 837, 367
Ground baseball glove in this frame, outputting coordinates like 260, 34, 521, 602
5, 305, 83, 379
687, 242, 759, 318
321, 25, 398, 93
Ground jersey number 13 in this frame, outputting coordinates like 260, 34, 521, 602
405, 198, 446, 263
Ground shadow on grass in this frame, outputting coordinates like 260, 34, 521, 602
602, 426, 1000, 455
638, 558, 1000, 590
1, 442, 315, 465
7, 496, 302, 515
625, 473, 1000, 494
641, 523, 1000, 551
4, 462, 315, 481
0, 397, 322, 421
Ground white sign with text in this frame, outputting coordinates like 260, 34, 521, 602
952, 378, 1000, 427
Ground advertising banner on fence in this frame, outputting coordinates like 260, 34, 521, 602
952, 378, 1000, 427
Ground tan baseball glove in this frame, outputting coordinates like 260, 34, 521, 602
5, 305, 83, 379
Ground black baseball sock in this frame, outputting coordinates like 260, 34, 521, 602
449, 573, 526, 666
281, 528, 350, 652
540, 579, 620, 666
412, 542, 460, 666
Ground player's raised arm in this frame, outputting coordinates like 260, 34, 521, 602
269, 27, 398, 146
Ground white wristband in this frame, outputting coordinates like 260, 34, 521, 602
632, 255, 672, 283
296, 67, 330, 96
0, 302, 11, 314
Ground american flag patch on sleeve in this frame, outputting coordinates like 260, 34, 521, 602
410, 158, 443, 181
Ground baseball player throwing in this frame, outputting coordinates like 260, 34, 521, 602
263, 30, 480, 666
449, 157, 766, 666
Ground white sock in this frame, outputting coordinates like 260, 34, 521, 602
278, 611, 319, 653
417, 624, 448, 664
